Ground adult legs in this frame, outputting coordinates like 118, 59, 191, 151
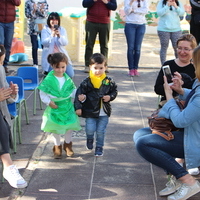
0, 22, 14, 71
0, 112, 27, 188
170, 31, 182, 59
158, 31, 170, 65
134, 128, 187, 179
1, 154, 13, 167
30, 34, 38, 65
84, 21, 98, 67
190, 20, 200, 45
133, 24, 146, 69
133, 127, 152, 145
124, 23, 136, 70
98, 23, 110, 60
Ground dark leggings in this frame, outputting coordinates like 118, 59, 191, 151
0, 112, 12, 155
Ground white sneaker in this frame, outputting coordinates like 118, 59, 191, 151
188, 168, 200, 176
167, 181, 200, 200
3, 165, 27, 188
159, 175, 181, 196
33, 64, 38, 69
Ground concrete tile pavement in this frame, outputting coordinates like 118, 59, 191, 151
1, 34, 200, 200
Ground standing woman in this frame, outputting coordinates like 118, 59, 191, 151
25, 0, 49, 69
41, 12, 74, 78
124, 0, 148, 77
190, 0, 200, 45
157, 0, 185, 65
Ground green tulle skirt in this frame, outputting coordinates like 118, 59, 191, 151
41, 98, 81, 134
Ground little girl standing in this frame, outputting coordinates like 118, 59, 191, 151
38, 52, 81, 159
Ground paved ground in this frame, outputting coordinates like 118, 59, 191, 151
0, 33, 200, 200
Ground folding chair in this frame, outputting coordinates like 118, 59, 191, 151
17, 67, 42, 115
6, 76, 29, 125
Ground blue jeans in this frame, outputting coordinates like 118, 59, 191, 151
85, 116, 109, 147
133, 127, 188, 179
124, 23, 146, 70
0, 22, 14, 67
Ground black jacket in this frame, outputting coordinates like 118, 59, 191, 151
74, 76, 117, 118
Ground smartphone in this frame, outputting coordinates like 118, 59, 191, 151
162, 65, 173, 84
54, 25, 58, 30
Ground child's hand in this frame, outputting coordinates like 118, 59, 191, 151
102, 95, 110, 102
76, 109, 82, 116
49, 101, 58, 109
78, 94, 86, 102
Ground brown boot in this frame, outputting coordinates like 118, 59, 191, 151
53, 145, 62, 159
63, 141, 74, 157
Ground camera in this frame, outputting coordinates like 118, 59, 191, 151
54, 25, 59, 30
162, 65, 173, 84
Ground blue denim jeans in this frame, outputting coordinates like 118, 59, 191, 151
0, 22, 14, 67
124, 23, 146, 70
85, 116, 109, 147
133, 127, 188, 179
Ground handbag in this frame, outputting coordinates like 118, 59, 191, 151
148, 99, 185, 141
148, 84, 200, 140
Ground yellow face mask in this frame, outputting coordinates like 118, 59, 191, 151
89, 70, 106, 89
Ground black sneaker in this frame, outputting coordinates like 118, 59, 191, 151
86, 139, 93, 150
95, 147, 103, 156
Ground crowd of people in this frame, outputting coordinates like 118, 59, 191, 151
1, 0, 200, 199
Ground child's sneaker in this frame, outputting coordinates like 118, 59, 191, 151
95, 147, 103, 156
86, 139, 94, 150
3, 165, 27, 188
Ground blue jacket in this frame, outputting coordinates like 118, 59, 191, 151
156, 0, 185, 32
159, 79, 200, 169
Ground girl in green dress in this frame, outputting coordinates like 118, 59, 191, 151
38, 52, 81, 159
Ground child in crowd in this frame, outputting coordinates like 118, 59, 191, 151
0, 45, 27, 188
74, 53, 118, 156
38, 52, 81, 159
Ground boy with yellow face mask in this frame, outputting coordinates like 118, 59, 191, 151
74, 53, 118, 156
